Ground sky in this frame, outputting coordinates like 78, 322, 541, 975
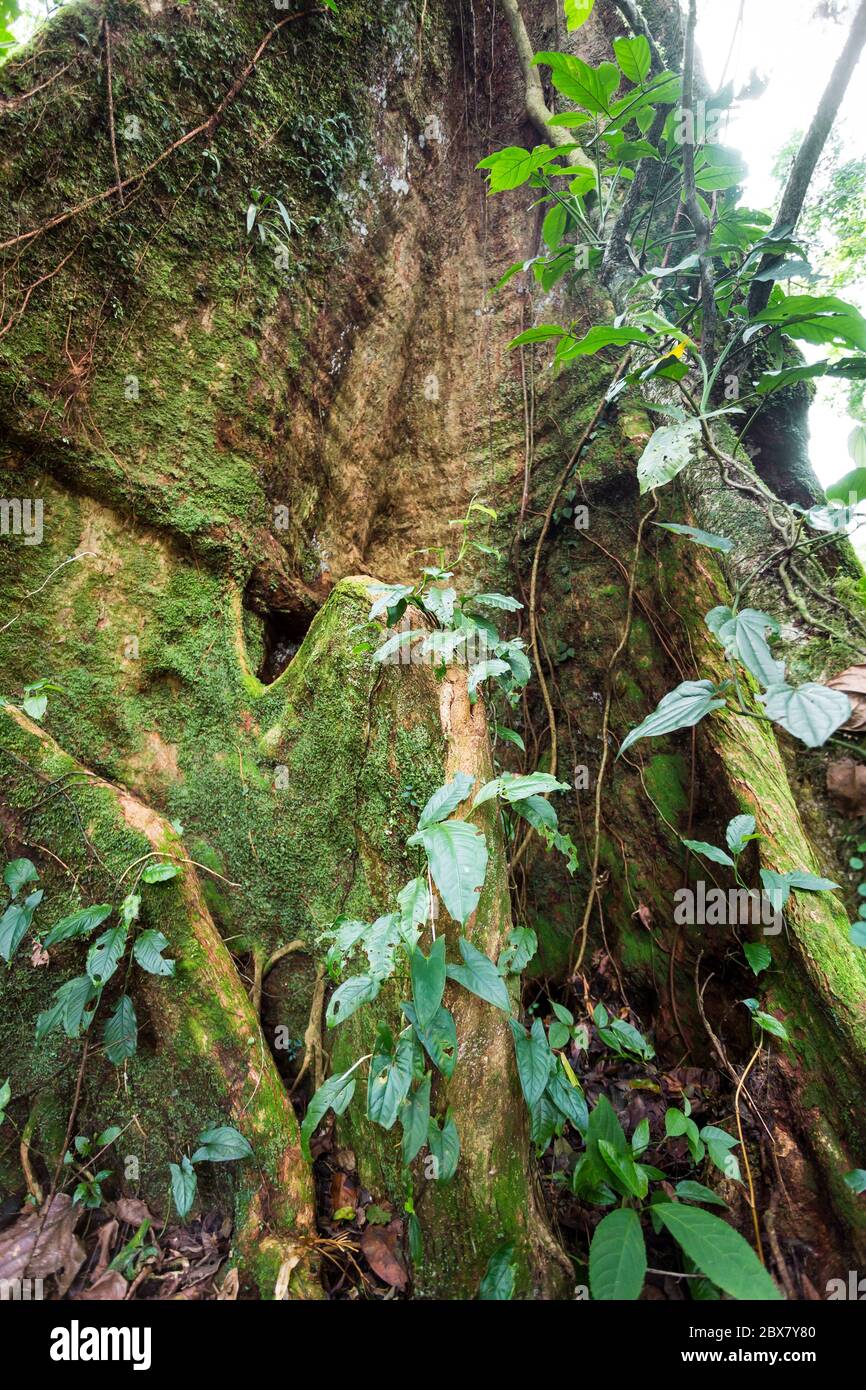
8, 1, 866, 487
695, 0, 866, 487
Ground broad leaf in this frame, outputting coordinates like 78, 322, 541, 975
478, 1242, 517, 1300
191, 1125, 254, 1164
411, 936, 447, 1027
86, 924, 128, 986
446, 937, 511, 1012
133, 929, 175, 977
3, 857, 38, 897
300, 1069, 357, 1160
613, 34, 651, 83
417, 774, 475, 829
655, 1202, 782, 1300
758, 682, 851, 747
654, 522, 733, 553
402, 1000, 458, 1078
589, 1208, 646, 1300
326, 974, 380, 1027
636, 418, 701, 494
169, 1157, 197, 1221
140, 861, 179, 884
401, 1073, 432, 1165
744, 941, 772, 976
104, 994, 138, 1065
427, 1111, 460, 1181
726, 814, 756, 854
367, 1028, 415, 1131
509, 1017, 554, 1107
43, 903, 112, 947
619, 681, 726, 757
408, 820, 488, 926
682, 839, 734, 868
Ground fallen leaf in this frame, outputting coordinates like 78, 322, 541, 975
360, 1219, 407, 1289
216, 1267, 239, 1300
113, 1198, 152, 1227
632, 902, 652, 930
75, 1270, 128, 1300
330, 1170, 359, 1213
827, 665, 866, 731
30, 943, 49, 967
93, 1219, 119, 1278
827, 758, 866, 818
0, 1195, 85, 1294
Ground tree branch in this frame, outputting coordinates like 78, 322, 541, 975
748, 0, 866, 315
500, 0, 592, 169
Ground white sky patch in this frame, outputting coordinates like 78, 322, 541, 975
696, 0, 866, 486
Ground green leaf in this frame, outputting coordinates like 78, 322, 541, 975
716, 609, 785, 687
408, 821, 488, 926
326, 974, 380, 1027
478, 1241, 517, 1300
402, 1001, 458, 1078
743, 941, 772, 976
3, 857, 38, 897
169, 1156, 197, 1221
476, 144, 562, 192
653, 522, 733, 553
86, 924, 128, 986
411, 936, 447, 1027
417, 774, 475, 829
398, 877, 431, 943
427, 1110, 460, 1181
498, 925, 538, 974
682, 839, 735, 868
467, 592, 523, 612
700, 1125, 742, 1182
43, 903, 112, 947
474, 770, 570, 807
674, 1180, 729, 1208
36, 974, 98, 1042
539, 52, 619, 116
446, 937, 511, 1011
0, 892, 42, 962
509, 1017, 554, 1107
755, 293, 866, 352
140, 861, 180, 884
564, 0, 595, 32
300, 1069, 357, 1160
367, 1028, 415, 1130
133, 929, 175, 977
368, 583, 413, 619
757, 357, 866, 395
636, 418, 701, 494
191, 1125, 254, 1164
401, 1073, 432, 1165
726, 814, 757, 854
546, 1068, 588, 1133
619, 681, 726, 758
655, 1203, 782, 1300
493, 724, 526, 752
555, 324, 650, 360
759, 681, 851, 747
613, 34, 651, 83
827, 466, 866, 504
598, 1138, 648, 1198
589, 1208, 646, 1300
844, 1169, 866, 1194
468, 658, 510, 695
104, 995, 138, 1065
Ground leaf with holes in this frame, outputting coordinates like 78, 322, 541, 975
402, 1000, 458, 1079
636, 418, 701, 494
133, 929, 175, 977
326, 974, 380, 1028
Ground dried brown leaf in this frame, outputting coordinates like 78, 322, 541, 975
360, 1219, 407, 1289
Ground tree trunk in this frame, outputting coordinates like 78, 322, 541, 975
2, 0, 866, 1299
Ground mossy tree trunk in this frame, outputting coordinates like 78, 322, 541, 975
1, 0, 866, 1299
